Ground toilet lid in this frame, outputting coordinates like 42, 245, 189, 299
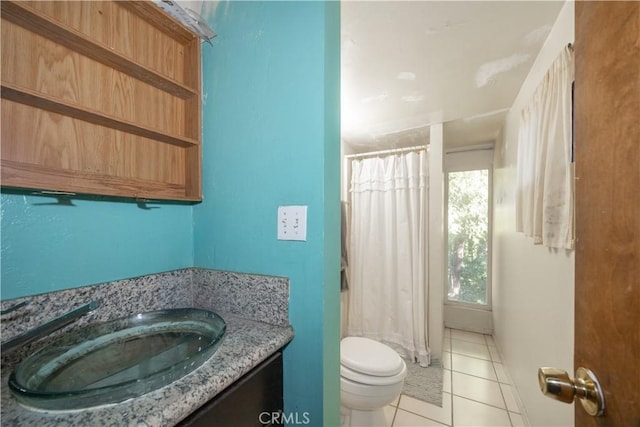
340, 337, 404, 377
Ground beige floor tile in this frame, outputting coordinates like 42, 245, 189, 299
393, 409, 449, 426
442, 351, 452, 370
500, 383, 521, 413
452, 353, 498, 381
484, 335, 497, 347
488, 345, 503, 362
398, 393, 452, 426
443, 368, 452, 393
451, 329, 487, 344
451, 340, 491, 361
389, 329, 521, 427
452, 396, 511, 427
493, 362, 510, 384
452, 372, 505, 409
509, 411, 527, 426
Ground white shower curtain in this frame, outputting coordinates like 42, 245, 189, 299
347, 150, 430, 366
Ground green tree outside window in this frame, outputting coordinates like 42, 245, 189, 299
447, 170, 489, 305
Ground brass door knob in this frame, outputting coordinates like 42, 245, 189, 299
538, 367, 605, 417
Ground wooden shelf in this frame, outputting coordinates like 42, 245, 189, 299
2, 83, 198, 148
1, 1, 198, 100
1, 160, 200, 201
1, 0, 203, 202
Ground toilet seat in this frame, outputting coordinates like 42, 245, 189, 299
340, 337, 406, 386
341, 337, 404, 376
340, 363, 407, 386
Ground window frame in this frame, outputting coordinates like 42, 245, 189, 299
444, 145, 494, 311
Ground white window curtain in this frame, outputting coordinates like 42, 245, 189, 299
516, 45, 574, 249
347, 150, 430, 366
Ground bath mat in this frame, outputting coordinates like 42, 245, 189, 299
401, 358, 444, 407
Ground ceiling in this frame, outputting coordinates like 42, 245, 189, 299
341, 1, 565, 152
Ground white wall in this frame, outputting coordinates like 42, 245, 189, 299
428, 123, 445, 360
492, 2, 575, 426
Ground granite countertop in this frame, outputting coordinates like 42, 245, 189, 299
1, 311, 294, 426
1, 268, 293, 426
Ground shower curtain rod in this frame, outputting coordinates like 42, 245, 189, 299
445, 142, 494, 154
345, 144, 428, 160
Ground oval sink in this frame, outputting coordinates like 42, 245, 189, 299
8, 308, 226, 410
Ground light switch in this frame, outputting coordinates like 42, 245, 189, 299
277, 205, 307, 241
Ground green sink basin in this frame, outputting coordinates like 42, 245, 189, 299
8, 308, 226, 410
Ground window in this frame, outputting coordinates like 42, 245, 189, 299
446, 168, 490, 306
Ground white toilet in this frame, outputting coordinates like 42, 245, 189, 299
340, 337, 407, 427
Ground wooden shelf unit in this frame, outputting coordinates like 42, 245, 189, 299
1, 0, 202, 201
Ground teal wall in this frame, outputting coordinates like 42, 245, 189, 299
196, 1, 340, 426
0, 1, 340, 424
322, 2, 342, 424
0, 194, 193, 299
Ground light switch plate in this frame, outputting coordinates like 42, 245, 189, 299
277, 205, 307, 241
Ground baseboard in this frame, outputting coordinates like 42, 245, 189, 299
443, 304, 493, 334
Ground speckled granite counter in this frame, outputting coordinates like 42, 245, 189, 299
0, 268, 293, 426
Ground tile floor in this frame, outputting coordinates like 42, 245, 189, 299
384, 328, 526, 427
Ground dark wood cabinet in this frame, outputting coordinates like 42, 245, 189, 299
178, 352, 284, 427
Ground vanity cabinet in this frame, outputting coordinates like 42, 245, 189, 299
0, 1, 202, 201
178, 352, 284, 427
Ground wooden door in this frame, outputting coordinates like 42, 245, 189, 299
574, 1, 639, 425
